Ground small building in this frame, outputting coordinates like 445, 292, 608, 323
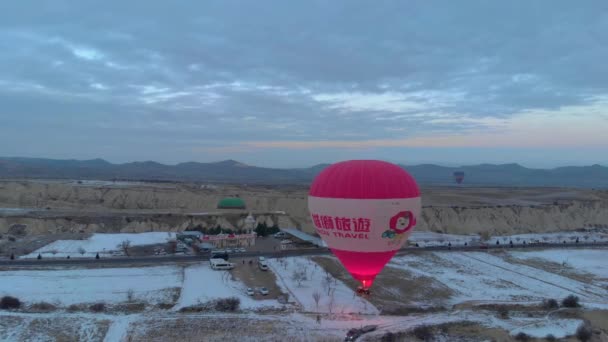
197, 242, 215, 252
177, 231, 203, 241
244, 213, 256, 232
280, 239, 295, 250
201, 233, 256, 248
217, 197, 246, 210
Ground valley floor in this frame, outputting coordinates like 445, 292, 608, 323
2, 245, 608, 341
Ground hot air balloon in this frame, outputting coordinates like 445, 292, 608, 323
308, 160, 421, 294
453, 171, 465, 184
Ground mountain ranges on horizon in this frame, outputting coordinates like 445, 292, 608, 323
1, 157, 607, 188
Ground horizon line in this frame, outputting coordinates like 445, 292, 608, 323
1, 156, 606, 170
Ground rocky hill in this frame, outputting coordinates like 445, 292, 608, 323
2, 157, 608, 188
1, 180, 607, 237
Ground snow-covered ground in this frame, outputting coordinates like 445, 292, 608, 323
408, 230, 608, 247
0, 266, 182, 305
0, 308, 587, 342
506, 317, 583, 339
174, 263, 281, 310
486, 231, 608, 245
511, 249, 608, 285
70, 180, 150, 187
409, 231, 480, 246
21, 232, 176, 259
0, 250, 602, 341
268, 257, 378, 314
390, 250, 608, 307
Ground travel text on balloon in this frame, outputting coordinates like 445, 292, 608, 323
311, 214, 371, 239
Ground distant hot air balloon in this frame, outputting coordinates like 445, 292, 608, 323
308, 160, 421, 293
453, 171, 465, 184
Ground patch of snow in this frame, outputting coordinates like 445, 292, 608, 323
282, 228, 324, 247
406, 230, 607, 247
409, 231, 479, 247
390, 251, 608, 306
511, 249, 608, 283
174, 263, 281, 310
480, 314, 583, 339
71, 180, 149, 187
0, 266, 181, 305
487, 231, 608, 245
104, 315, 139, 342
268, 257, 378, 314
510, 318, 582, 338
21, 232, 176, 259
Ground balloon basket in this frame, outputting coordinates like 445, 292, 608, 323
356, 286, 371, 296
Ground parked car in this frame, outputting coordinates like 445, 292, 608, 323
344, 325, 377, 341
258, 287, 269, 296
211, 252, 229, 261
258, 256, 266, 262
273, 232, 287, 238
226, 248, 234, 254
238, 247, 246, 253
246, 288, 255, 296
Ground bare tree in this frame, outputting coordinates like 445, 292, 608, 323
312, 290, 322, 311
167, 239, 177, 254
323, 271, 334, 296
291, 269, 307, 287
119, 240, 132, 256
327, 288, 336, 314
127, 289, 135, 302
78, 247, 86, 255
542, 236, 549, 242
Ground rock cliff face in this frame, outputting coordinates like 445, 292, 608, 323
418, 201, 608, 235
1, 181, 607, 236
0, 214, 294, 236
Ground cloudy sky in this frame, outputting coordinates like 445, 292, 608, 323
1, 1, 607, 168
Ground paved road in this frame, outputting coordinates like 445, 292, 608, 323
1, 241, 607, 268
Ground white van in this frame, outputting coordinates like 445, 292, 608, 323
210, 258, 235, 270
258, 260, 269, 271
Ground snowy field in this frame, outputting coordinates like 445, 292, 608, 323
174, 263, 281, 310
409, 230, 608, 247
0, 251, 603, 341
268, 257, 378, 314
21, 232, 176, 259
285, 227, 607, 248
0, 266, 182, 305
389, 249, 608, 307
486, 231, 608, 245
409, 231, 480, 246
511, 249, 608, 285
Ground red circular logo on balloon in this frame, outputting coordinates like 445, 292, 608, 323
389, 211, 416, 234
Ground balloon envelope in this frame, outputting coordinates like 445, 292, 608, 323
308, 160, 421, 289
453, 171, 465, 184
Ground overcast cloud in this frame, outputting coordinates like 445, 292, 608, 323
1, 1, 607, 167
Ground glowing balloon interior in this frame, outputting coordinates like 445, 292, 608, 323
308, 160, 421, 290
